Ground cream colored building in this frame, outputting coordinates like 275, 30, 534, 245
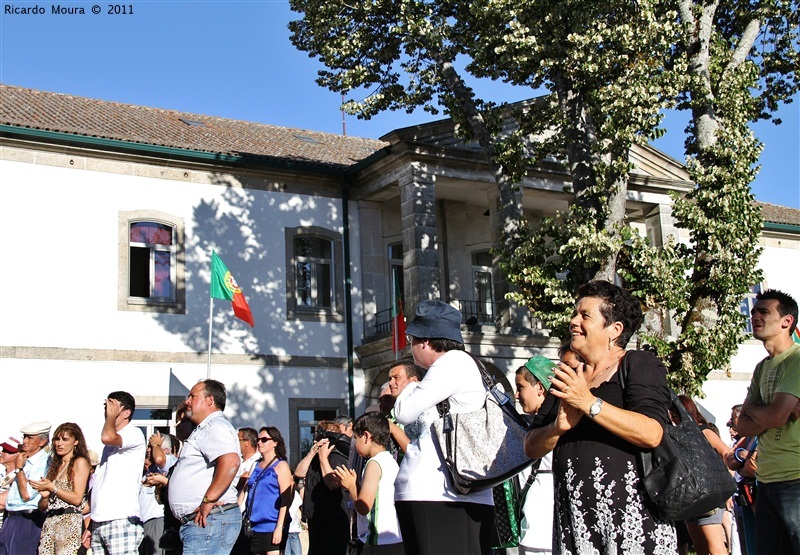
1, 84, 797, 459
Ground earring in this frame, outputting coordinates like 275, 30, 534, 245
609, 336, 614, 350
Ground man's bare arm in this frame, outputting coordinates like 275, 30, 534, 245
738, 393, 799, 436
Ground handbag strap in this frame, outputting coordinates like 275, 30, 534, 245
517, 457, 543, 522
436, 352, 494, 416
245, 456, 278, 519
436, 352, 526, 427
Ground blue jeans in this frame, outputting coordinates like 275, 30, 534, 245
180, 508, 241, 555
755, 478, 800, 555
284, 532, 302, 555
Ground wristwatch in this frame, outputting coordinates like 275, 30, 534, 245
588, 397, 604, 419
202, 495, 216, 504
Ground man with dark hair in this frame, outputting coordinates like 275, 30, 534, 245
169, 380, 241, 554
387, 357, 425, 455
736, 289, 800, 555
0, 421, 51, 555
388, 356, 424, 397
83, 392, 147, 554
232, 427, 260, 555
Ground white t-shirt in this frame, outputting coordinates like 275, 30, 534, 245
357, 450, 402, 545
393, 349, 493, 505
288, 490, 303, 534
238, 451, 261, 507
91, 423, 146, 522
518, 453, 554, 551
138, 481, 164, 523
168, 411, 240, 519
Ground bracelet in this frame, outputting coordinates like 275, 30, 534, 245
52, 486, 59, 496
734, 448, 746, 464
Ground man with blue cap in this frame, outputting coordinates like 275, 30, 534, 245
392, 300, 495, 555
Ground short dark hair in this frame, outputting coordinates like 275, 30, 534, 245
238, 427, 258, 448
390, 356, 425, 381
576, 280, 643, 347
353, 412, 391, 448
756, 289, 798, 335
260, 426, 288, 460
200, 379, 227, 410
108, 391, 136, 421
557, 343, 581, 360
427, 338, 466, 353
515, 365, 540, 386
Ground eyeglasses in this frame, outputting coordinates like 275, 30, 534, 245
258, 437, 273, 444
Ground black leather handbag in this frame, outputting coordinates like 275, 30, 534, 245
620, 353, 737, 521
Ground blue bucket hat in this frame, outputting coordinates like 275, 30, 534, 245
405, 300, 464, 343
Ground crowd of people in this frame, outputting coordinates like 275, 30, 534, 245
0, 284, 796, 555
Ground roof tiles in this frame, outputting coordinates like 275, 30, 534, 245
0, 84, 387, 170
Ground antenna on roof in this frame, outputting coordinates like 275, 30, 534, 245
341, 92, 347, 136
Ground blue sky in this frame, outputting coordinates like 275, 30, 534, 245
1, 0, 798, 208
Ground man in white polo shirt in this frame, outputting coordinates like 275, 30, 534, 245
169, 379, 241, 554
82, 391, 147, 554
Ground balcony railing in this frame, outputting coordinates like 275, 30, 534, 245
452, 299, 498, 325
374, 306, 393, 335
370, 299, 545, 340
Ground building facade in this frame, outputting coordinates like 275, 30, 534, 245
1, 84, 797, 461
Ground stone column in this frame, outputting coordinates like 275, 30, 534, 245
644, 203, 679, 337
645, 203, 678, 247
489, 190, 529, 331
399, 163, 440, 319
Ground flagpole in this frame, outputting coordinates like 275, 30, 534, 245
207, 296, 214, 379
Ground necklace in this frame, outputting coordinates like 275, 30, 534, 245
589, 352, 625, 386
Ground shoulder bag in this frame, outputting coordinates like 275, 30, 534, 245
619, 354, 736, 521
491, 457, 543, 549
432, 353, 534, 495
243, 456, 277, 537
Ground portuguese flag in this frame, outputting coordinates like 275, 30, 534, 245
210, 251, 254, 327
391, 278, 406, 352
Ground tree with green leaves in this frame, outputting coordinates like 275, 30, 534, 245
289, 0, 799, 395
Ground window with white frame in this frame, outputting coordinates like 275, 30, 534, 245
130, 407, 173, 440
130, 222, 175, 301
288, 398, 347, 467
296, 236, 333, 308
472, 251, 495, 324
285, 226, 344, 322
740, 284, 763, 334
118, 211, 185, 313
389, 242, 404, 308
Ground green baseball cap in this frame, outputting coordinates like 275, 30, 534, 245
523, 356, 557, 390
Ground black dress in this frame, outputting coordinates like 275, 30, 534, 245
533, 350, 678, 555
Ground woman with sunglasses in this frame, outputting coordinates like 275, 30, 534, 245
240, 427, 293, 555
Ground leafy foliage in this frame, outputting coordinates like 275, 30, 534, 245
289, 0, 799, 395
